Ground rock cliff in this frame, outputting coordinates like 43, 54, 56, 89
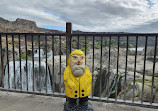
0, 17, 62, 33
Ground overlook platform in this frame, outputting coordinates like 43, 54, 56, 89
0, 91, 157, 111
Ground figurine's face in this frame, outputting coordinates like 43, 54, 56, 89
70, 54, 85, 77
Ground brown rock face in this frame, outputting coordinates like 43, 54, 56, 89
0, 17, 63, 33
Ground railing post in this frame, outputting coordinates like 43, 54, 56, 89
66, 22, 72, 66
0, 35, 3, 87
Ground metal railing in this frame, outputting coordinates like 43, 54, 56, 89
0, 22, 158, 109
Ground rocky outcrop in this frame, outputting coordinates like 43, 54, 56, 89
0, 17, 62, 33
0, 17, 37, 33
43, 55, 66, 92
154, 88, 158, 103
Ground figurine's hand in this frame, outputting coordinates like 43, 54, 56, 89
67, 80, 79, 95
68, 80, 76, 89
80, 66, 92, 92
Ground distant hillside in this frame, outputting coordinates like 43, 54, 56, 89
0, 17, 63, 33
73, 30, 156, 47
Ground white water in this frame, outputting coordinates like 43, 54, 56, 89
4, 61, 52, 93
34, 49, 45, 58
126, 47, 144, 51
47, 50, 53, 58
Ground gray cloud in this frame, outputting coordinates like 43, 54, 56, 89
0, 0, 158, 32
122, 20, 158, 33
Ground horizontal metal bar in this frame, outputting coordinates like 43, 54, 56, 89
0, 87, 158, 109
0, 87, 66, 98
1, 32, 158, 37
89, 96, 158, 109
0, 33, 66, 36
71, 33, 158, 36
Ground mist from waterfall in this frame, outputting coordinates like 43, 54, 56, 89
4, 61, 52, 93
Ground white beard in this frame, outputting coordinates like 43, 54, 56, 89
71, 64, 85, 77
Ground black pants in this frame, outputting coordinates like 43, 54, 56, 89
67, 96, 88, 104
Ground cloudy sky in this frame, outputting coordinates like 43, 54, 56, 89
0, 0, 158, 32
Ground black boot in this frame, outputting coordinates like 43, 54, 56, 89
79, 97, 94, 111
64, 97, 77, 111
79, 96, 88, 110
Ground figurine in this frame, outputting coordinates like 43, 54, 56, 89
64, 50, 93, 111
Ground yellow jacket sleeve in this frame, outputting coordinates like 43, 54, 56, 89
64, 67, 76, 89
80, 67, 92, 91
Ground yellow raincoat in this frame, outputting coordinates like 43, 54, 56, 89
64, 50, 92, 98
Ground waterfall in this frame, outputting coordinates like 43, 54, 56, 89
47, 50, 53, 58
34, 49, 45, 58
4, 61, 52, 93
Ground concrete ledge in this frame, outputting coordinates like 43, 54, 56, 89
0, 91, 157, 111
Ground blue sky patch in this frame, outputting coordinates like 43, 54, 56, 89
41, 25, 66, 31
44, 10, 72, 23
146, 0, 155, 8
